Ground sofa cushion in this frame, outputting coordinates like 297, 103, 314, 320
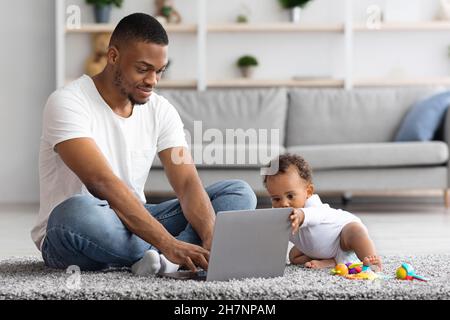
395, 91, 450, 141
287, 142, 448, 170
157, 88, 287, 146
152, 144, 286, 168
287, 87, 444, 146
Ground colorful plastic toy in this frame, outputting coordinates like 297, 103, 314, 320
331, 262, 369, 276
331, 262, 379, 280
344, 270, 380, 281
346, 262, 364, 274
331, 261, 428, 282
396, 263, 428, 282
330, 263, 349, 276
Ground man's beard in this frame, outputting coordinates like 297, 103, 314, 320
113, 69, 141, 106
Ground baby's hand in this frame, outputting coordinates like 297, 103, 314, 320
289, 209, 304, 235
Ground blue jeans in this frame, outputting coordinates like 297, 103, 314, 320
42, 179, 257, 271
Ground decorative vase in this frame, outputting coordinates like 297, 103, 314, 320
240, 66, 255, 78
290, 6, 301, 23
94, 5, 112, 23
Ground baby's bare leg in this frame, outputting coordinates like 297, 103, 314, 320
290, 246, 335, 268
340, 222, 382, 271
305, 259, 336, 269
289, 246, 312, 265
292, 255, 313, 265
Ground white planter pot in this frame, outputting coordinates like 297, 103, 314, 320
240, 66, 255, 78
290, 7, 301, 23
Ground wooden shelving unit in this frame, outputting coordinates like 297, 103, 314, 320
353, 21, 450, 32
56, 0, 450, 91
207, 23, 344, 33
66, 23, 345, 34
208, 78, 344, 88
66, 23, 197, 34
353, 77, 450, 87
65, 77, 197, 88
158, 79, 198, 88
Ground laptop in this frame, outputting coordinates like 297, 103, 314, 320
158, 207, 292, 282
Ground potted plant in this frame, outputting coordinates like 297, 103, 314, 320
86, 0, 124, 23
237, 55, 258, 78
236, 4, 251, 23
236, 14, 248, 23
278, 0, 313, 23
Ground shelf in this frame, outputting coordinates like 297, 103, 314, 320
66, 23, 197, 34
354, 21, 450, 32
67, 21, 450, 34
65, 23, 346, 34
65, 77, 450, 89
65, 78, 197, 89
353, 77, 450, 87
208, 23, 344, 33
158, 79, 197, 88
209, 77, 450, 88
57, 1, 450, 91
207, 78, 344, 88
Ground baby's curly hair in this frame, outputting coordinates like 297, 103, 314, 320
263, 153, 313, 187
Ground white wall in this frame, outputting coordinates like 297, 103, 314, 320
0, 0, 449, 203
353, 0, 450, 79
0, 0, 55, 203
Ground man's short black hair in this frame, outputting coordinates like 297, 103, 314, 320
110, 13, 169, 48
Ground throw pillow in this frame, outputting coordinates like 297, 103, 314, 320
395, 91, 450, 141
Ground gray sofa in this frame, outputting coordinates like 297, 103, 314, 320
145, 87, 450, 201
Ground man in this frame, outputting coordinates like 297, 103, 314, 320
31, 13, 256, 274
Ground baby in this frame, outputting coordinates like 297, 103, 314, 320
263, 153, 382, 271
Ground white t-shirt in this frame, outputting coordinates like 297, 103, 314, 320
31, 75, 188, 250
289, 194, 362, 260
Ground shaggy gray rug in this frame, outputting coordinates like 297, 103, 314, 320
0, 254, 449, 300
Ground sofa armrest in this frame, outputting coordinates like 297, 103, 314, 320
445, 108, 450, 145
444, 108, 450, 191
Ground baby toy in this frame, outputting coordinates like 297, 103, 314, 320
344, 270, 380, 280
330, 263, 350, 276
396, 263, 428, 282
331, 262, 380, 280
331, 262, 428, 282
330, 262, 368, 276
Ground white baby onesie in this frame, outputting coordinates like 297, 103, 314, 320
289, 194, 364, 263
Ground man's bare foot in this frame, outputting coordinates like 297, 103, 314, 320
304, 259, 335, 269
363, 255, 383, 272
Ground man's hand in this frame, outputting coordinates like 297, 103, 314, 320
160, 239, 210, 272
289, 208, 305, 235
